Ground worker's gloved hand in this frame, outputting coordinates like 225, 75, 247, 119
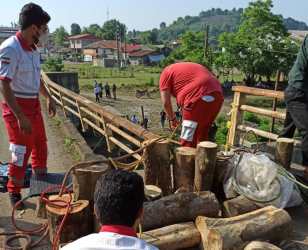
169, 117, 180, 130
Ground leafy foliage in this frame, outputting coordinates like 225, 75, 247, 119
71, 23, 81, 35
53, 26, 69, 47
42, 57, 64, 72
215, 0, 299, 80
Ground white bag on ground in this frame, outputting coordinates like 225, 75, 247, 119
223, 152, 303, 208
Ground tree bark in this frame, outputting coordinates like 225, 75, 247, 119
46, 194, 91, 244
174, 147, 196, 192
143, 139, 171, 195
72, 163, 111, 201
194, 142, 218, 192
223, 196, 260, 217
275, 138, 294, 169
142, 222, 200, 250
195, 206, 292, 250
142, 191, 220, 231
244, 241, 282, 250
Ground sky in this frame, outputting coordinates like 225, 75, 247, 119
1, 0, 308, 32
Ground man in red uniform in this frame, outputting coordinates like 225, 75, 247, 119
160, 62, 223, 147
0, 3, 56, 209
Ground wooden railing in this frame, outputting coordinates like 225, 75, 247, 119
228, 86, 288, 146
41, 72, 159, 160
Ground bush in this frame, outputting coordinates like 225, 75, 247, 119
42, 57, 64, 72
215, 115, 229, 145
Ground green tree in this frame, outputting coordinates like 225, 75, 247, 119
162, 31, 212, 67
101, 19, 126, 40
85, 24, 102, 37
42, 57, 64, 72
160, 22, 167, 29
54, 26, 68, 47
217, 0, 299, 81
70, 23, 81, 35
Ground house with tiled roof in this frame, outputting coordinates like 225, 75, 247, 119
68, 33, 101, 51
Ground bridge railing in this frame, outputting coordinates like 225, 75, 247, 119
41, 71, 159, 160
227, 85, 293, 146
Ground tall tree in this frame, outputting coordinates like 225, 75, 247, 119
160, 22, 167, 29
101, 19, 126, 40
70, 23, 81, 35
216, 0, 299, 80
54, 26, 69, 47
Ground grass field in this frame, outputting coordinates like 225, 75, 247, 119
64, 63, 161, 91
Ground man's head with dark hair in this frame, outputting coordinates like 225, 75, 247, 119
19, 3, 50, 45
94, 169, 145, 228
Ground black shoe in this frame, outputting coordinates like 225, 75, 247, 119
9, 193, 25, 210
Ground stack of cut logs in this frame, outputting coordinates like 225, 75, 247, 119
44, 138, 295, 250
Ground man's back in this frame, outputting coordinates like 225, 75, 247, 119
61, 232, 158, 250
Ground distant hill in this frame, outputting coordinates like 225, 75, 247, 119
130, 8, 308, 45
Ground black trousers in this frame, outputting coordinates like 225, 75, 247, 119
280, 86, 308, 165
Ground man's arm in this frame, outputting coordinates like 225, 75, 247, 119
160, 90, 175, 120
0, 80, 31, 133
40, 79, 56, 117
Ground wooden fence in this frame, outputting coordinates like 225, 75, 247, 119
227, 86, 288, 146
41, 71, 159, 160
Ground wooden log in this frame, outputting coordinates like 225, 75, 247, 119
244, 241, 282, 250
174, 147, 196, 192
275, 138, 294, 169
72, 163, 111, 201
237, 125, 278, 141
223, 196, 260, 217
232, 86, 284, 100
142, 222, 200, 250
194, 142, 218, 192
195, 206, 292, 250
143, 139, 172, 195
46, 194, 91, 244
142, 191, 220, 231
240, 105, 286, 120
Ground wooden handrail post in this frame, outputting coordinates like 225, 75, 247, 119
58, 91, 67, 118
76, 100, 86, 132
99, 114, 114, 152
275, 138, 294, 169
227, 91, 246, 146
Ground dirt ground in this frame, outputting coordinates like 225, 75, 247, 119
81, 88, 233, 136
0, 98, 78, 249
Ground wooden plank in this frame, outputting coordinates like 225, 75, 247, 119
82, 118, 106, 136
62, 96, 78, 106
232, 86, 284, 99
228, 92, 246, 146
107, 123, 141, 147
64, 105, 80, 118
109, 137, 141, 160
237, 124, 278, 141
240, 105, 286, 120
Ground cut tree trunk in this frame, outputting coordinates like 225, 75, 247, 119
143, 139, 171, 195
142, 222, 200, 250
223, 196, 260, 217
174, 147, 196, 192
46, 194, 91, 244
195, 206, 292, 250
72, 163, 111, 201
194, 142, 218, 192
143, 191, 219, 231
244, 241, 282, 250
275, 138, 294, 169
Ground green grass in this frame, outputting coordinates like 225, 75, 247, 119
64, 63, 161, 91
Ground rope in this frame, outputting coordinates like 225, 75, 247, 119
0, 134, 178, 250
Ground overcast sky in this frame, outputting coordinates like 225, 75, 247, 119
1, 0, 308, 32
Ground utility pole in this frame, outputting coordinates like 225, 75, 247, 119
204, 24, 209, 60
116, 24, 120, 70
